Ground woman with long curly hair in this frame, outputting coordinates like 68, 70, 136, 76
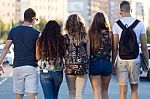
36, 20, 65, 99
64, 14, 89, 99
88, 12, 112, 99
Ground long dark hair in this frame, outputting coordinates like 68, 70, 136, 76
65, 14, 87, 39
37, 20, 65, 61
89, 12, 110, 51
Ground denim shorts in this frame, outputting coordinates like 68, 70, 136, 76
89, 59, 112, 76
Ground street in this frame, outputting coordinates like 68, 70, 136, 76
0, 65, 150, 99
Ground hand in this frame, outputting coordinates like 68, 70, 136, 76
112, 64, 116, 75
144, 68, 150, 72
0, 65, 4, 74
144, 67, 149, 72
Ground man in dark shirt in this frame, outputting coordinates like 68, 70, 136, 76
0, 8, 40, 99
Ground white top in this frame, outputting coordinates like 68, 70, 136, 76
112, 17, 146, 61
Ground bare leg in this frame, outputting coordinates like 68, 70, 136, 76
28, 93, 37, 99
76, 75, 88, 99
90, 75, 101, 99
119, 85, 127, 99
16, 93, 24, 99
66, 75, 76, 99
130, 84, 138, 99
101, 75, 111, 99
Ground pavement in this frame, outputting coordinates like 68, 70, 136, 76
0, 65, 150, 99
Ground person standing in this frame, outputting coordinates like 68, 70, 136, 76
64, 14, 89, 99
0, 8, 39, 99
36, 20, 65, 99
88, 12, 112, 99
112, 1, 149, 99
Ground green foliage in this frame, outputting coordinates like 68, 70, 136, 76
35, 17, 46, 32
147, 28, 150, 43
0, 19, 11, 43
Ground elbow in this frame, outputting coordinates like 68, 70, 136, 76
36, 54, 41, 61
36, 56, 40, 61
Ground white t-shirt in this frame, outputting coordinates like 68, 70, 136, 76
112, 17, 146, 61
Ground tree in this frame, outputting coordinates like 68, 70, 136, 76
35, 17, 46, 32
0, 18, 11, 43
147, 28, 150, 43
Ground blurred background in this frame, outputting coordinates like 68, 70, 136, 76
0, 1, 150, 99
0, 0, 150, 43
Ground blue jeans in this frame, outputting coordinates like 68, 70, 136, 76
40, 70, 63, 99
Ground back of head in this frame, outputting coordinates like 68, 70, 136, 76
65, 14, 86, 37
120, 1, 131, 13
89, 12, 109, 51
89, 12, 109, 32
24, 8, 36, 23
38, 20, 65, 59
43, 20, 61, 37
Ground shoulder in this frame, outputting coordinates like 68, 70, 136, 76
137, 20, 145, 28
112, 21, 120, 28
63, 34, 70, 44
9, 25, 22, 34
10, 25, 21, 31
112, 22, 120, 34
63, 34, 69, 40
29, 28, 40, 37
32, 28, 40, 34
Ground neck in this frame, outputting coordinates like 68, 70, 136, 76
22, 21, 32, 27
122, 13, 131, 17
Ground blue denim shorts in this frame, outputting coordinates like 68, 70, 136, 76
89, 59, 112, 76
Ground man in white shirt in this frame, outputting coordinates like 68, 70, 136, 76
112, 1, 149, 99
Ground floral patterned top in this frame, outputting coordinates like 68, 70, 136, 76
90, 30, 111, 61
38, 58, 64, 71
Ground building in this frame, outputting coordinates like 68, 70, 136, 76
90, 0, 109, 21
130, 0, 150, 28
16, 0, 67, 22
67, 0, 110, 26
109, 0, 122, 25
0, 0, 16, 23
67, 0, 90, 25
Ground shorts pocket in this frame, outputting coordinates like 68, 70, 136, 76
40, 73, 50, 81
117, 61, 127, 72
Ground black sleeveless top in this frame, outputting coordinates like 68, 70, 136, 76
90, 30, 111, 61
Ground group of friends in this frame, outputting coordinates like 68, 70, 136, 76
0, 1, 149, 99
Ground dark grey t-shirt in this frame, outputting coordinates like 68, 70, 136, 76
7, 25, 40, 68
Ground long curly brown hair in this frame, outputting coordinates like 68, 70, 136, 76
65, 14, 87, 39
89, 12, 110, 51
37, 20, 65, 61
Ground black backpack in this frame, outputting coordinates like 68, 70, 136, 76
116, 19, 140, 60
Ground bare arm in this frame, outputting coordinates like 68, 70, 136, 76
0, 40, 12, 73
86, 34, 90, 57
112, 34, 119, 65
140, 34, 149, 64
0, 40, 12, 64
36, 41, 41, 60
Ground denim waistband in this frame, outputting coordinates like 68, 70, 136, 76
90, 59, 110, 62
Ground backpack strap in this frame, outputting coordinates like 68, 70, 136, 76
116, 19, 140, 30
129, 19, 140, 29
116, 20, 126, 30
